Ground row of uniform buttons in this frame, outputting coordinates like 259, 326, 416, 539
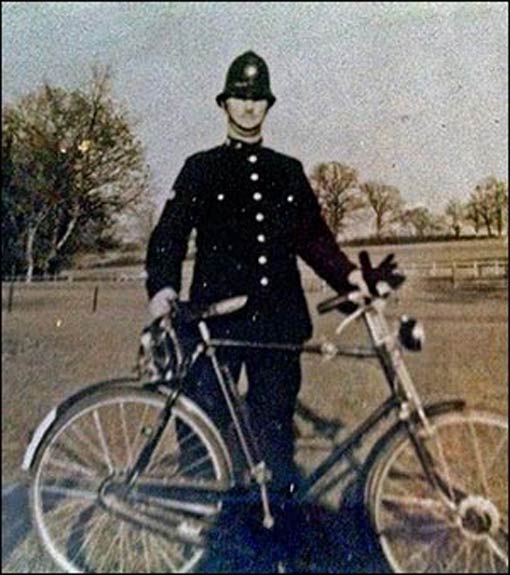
247, 154, 269, 288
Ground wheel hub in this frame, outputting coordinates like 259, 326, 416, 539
458, 495, 500, 539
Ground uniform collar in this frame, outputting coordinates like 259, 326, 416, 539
224, 136, 263, 151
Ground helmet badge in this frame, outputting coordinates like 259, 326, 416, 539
244, 65, 258, 78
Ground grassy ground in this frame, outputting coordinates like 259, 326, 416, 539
1, 239, 508, 572
2, 277, 507, 485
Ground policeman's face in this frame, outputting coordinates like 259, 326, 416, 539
224, 97, 269, 134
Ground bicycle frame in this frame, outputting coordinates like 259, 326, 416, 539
125, 298, 461, 528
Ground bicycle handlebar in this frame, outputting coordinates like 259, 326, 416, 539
317, 284, 401, 316
317, 291, 370, 315
168, 295, 249, 324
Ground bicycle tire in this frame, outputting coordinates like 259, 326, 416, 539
30, 385, 233, 573
365, 407, 508, 573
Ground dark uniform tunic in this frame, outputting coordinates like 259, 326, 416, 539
146, 137, 356, 487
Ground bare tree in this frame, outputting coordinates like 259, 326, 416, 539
401, 205, 441, 237
465, 201, 481, 235
359, 181, 404, 238
445, 199, 464, 239
309, 162, 363, 240
466, 177, 507, 238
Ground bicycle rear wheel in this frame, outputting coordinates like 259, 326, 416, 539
365, 408, 508, 573
30, 386, 232, 573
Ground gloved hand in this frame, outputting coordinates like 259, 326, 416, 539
358, 250, 405, 297
148, 287, 178, 321
318, 251, 405, 316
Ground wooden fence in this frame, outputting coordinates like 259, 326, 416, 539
3, 258, 507, 285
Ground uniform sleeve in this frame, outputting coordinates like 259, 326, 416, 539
292, 162, 357, 294
145, 158, 202, 299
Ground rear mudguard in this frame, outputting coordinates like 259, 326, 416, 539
21, 377, 233, 477
22, 377, 142, 472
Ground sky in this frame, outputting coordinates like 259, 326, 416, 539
2, 2, 508, 214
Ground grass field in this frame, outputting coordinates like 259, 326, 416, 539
1, 239, 508, 572
2, 239, 507, 484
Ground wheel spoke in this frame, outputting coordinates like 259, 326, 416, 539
381, 493, 448, 513
119, 402, 134, 468
97, 523, 123, 572
43, 455, 99, 479
169, 453, 214, 479
142, 531, 152, 573
131, 404, 151, 460
68, 422, 110, 470
486, 535, 509, 568
430, 432, 459, 501
52, 433, 103, 477
444, 540, 469, 572
486, 433, 508, 476
32, 389, 230, 573
93, 409, 114, 473
41, 483, 98, 502
68, 510, 109, 567
468, 420, 490, 497
370, 411, 508, 574
464, 540, 473, 572
151, 535, 180, 572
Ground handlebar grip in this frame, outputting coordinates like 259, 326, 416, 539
317, 294, 351, 314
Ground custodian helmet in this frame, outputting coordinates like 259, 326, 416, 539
216, 51, 276, 108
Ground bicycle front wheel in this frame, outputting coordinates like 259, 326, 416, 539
30, 386, 232, 573
365, 408, 508, 573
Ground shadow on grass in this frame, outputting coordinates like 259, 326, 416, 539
201, 481, 389, 573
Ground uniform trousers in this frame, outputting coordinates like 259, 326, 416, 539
182, 344, 302, 491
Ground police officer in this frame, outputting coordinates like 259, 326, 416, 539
145, 51, 403, 493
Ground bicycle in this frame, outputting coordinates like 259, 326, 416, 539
22, 284, 508, 573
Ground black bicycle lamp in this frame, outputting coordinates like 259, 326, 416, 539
398, 316, 425, 351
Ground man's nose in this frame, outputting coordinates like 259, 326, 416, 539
244, 99, 255, 111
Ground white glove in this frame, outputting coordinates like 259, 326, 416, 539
148, 287, 178, 321
347, 269, 370, 299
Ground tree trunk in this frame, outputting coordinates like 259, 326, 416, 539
25, 226, 36, 283
43, 216, 78, 274
24, 212, 49, 282
376, 212, 383, 238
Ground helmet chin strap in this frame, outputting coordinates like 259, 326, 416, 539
226, 113, 265, 143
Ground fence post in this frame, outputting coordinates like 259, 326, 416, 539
495, 260, 500, 276
452, 261, 457, 288
92, 286, 99, 313
7, 280, 15, 312
473, 261, 479, 278
430, 261, 437, 277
